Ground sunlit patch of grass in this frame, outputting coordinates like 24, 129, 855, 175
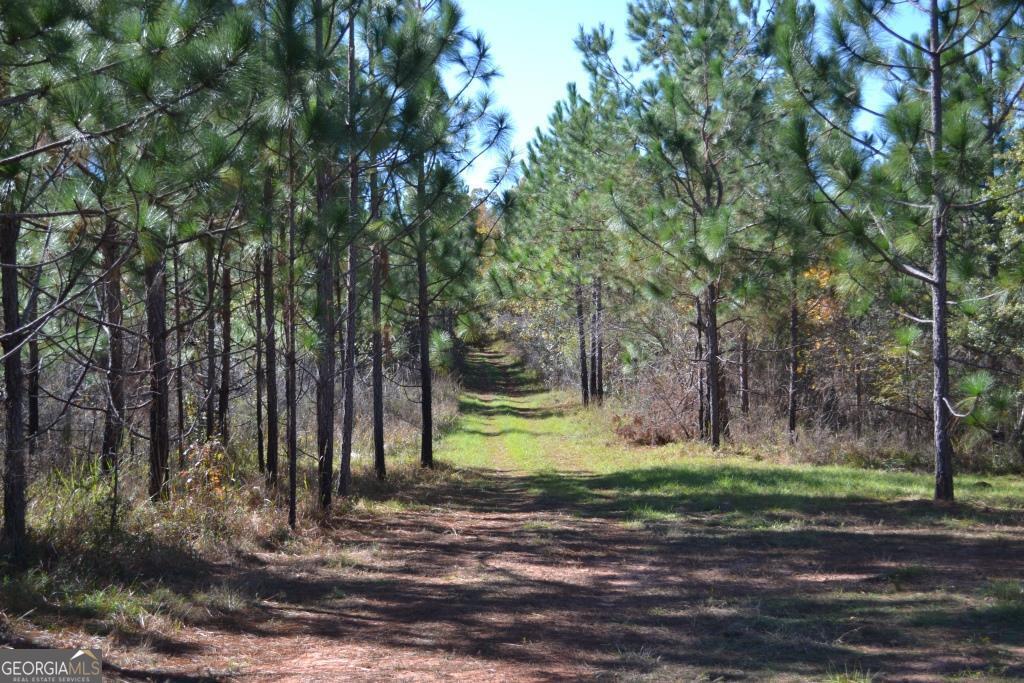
0, 568, 150, 624
625, 505, 677, 523
822, 666, 879, 683
326, 543, 381, 571
194, 583, 249, 613
453, 436, 1024, 528
439, 352, 1024, 532
982, 579, 1024, 604
614, 643, 662, 673
0, 565, 196, 647
354, 498, 422, 514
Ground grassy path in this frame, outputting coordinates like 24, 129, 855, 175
445, 346, 1024, 524
430, 347, 1024, 680
23, 345, 1024, 681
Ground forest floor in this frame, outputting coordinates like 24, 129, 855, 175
6, 345, 1024, 681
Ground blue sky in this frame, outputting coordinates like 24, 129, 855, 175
458, 1, 925, 189
458, 0, 631, 188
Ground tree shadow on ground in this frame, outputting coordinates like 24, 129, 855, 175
460, 349, 546, 397
456, 397, 568, 420
95, 459, 1021, 680
502, 465, 1024, 528
22, 468, 1015, 680
0, 538, 217, 663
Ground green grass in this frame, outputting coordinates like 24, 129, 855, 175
439, 353, 1024, 529
431, 346, 1024, 680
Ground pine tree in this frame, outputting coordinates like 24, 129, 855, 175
773, 0, 1024, 500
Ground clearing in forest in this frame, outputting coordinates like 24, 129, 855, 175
8, 346, 1024, 681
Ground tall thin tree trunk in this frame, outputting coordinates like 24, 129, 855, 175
204, 241, 216, 440
739, 328, 750, 415
25, 293, 38, 459
100, 227, 125, 474
929, 0, 954, 502
219, 255, 231, 444
787, 286, 799, 442
144, 255, 170, 499
315, 193, 336, 509
372, 242, 385, 479
1, 215, 26, 552
339, 7, 358, 493
313, 0, 335, 511
173, 243, 185, 469
589, 280, 598, 402
286, 128, 298, 527
596, 277, 604, 402
855, 359, 863, 438
262, 245, 278, 485
575, 281, 589, 407
336, 271, 345, 380
370, 169, 386, 480
262, 171, 278, 485
705, 283, 722, 449
696, 299, 706, 439
417, 177, 434, 468
254, 253, 265, 474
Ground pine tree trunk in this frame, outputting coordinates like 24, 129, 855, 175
219, 255, 231, 444
788, 290, 799, 442
740, 328, 750, 415
575, 281, 590, 407
263, 243, 278, 486
417, 210, 434, 468
370, 169, 386, 480
339, 9, 358, 493
336, 272, 345, 381
705, 284, 722, 449
173, 243, 185, 469
315, 179, 336, 510
929, 0, 954, 502
312, 0, 335, 511
339, 240, 357, 491
372, 242, 385, 479
204, 241, 216, 440
286, 129, 298, 527
254, 253, 264, 474
100, 228, 125, 474
589, 281, 598, 402
855, 359, 863, 438
596, 277, 604, 402
1, 215, 26, 552
144, 256, 170, 499
25, 287, 38, 459
695, 299, 706, 439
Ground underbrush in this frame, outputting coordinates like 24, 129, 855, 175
609, 399, 1024, 476
0, 454, 470, 654
349, 370, 461, 463
20, 368, 464, 562
0, 372, 464, 650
